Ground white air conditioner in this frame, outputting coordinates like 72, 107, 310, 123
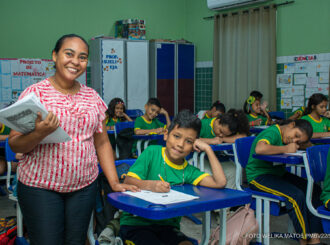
207, 0, 270, 10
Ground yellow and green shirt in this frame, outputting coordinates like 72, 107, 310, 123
301, 114, 330, 133
132, 116, 165, 154
290, 106, 305, 119
106, 117, 119, 128
121, 145, 209, 228
246, 125, 286, 183
0, 124, 10, 135
321, 148, 330, 209
200, 118, 216, 138
247, 114, 268, 126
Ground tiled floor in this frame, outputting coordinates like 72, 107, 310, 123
1, 189, 329, 245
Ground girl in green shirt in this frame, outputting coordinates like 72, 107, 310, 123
105, 98, 133, 130
243, 95, 272, 126
301, 93, 330, 139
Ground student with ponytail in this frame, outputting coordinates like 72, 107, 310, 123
244, 95, 272, 126
301, 93, 330, 138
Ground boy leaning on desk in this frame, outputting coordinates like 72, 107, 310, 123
119, 109, 227, 245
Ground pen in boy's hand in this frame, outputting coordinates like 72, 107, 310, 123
158, 174, 165, 182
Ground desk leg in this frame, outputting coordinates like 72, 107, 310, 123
137, 140, 142, 156
199, 152, 206, 171
219, 209, 226, 245
200, 211, 211, 245
193, 152, 198, 168
143, 140, 150, 153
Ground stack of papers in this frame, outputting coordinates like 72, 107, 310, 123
124, 189, 199, 205
0, 93, 71, 144
286, 150, 305, 156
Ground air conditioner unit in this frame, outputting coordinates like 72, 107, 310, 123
207, 0, 270, 10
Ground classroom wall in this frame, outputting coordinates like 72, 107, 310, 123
0, 0, 186, 59
1, 0, 329, 62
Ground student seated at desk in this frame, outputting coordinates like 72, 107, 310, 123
321, 148, 330, 211
0, 122, 17, 175
120, 110, 226, 245
199, 109, 249, 189
105, 97, 133, 130
301, 93, 330, 139
132, 98, 171, 154
244, 93, 272, 126
196, 100, 225, 119
246, 120, 324, 244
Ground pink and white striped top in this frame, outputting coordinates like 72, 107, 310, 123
17, 78, 107, 192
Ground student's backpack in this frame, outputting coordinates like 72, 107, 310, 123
209, 204, 258, 245
116, 128, 135, 159
0, 216, 17, 245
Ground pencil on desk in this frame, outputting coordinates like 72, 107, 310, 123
158, 174, 165, 182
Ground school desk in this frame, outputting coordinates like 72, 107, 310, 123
0, 140, 4, 147
132, 134, 164, 156
310, 137, 330, 144
253, 153, 305, 176
107, 130, 115, 135
193, 143, 233, 171
108, 184, 252, 245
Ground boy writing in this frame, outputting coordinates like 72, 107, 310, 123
120, 110, 226, 245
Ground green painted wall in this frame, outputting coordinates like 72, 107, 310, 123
1, 0, 329, 61
0, 0, 185, 59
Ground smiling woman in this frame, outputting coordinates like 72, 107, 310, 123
8, 34, 138, 245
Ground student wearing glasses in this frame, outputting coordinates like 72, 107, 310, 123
119, 110, 226, 245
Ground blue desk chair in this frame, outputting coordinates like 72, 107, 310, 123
268, 111, 285, 120
125, 109, 143, 120
114, 121, 135, 158
233, 136, 288, 245
4, 138, 28, 245
303, 144, 330, 233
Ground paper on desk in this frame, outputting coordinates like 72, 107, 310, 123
0, 93, 71, 144
286, 150, 305, 156
124, 189, 199, 205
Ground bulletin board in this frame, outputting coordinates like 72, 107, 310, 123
276, 53, 330, 118
0, 58, 87, 109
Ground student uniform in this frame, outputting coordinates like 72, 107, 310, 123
120, 145, 209, 245
0, 125, 10, 159
106, 117, 119, 150
246, 113, 268, 126
301, 114, 330, 133
246, 125, 323, 239
199, 118, 236, 190
290, 106, 305, 119
321, 148, 330, 209
132, 116, 165, 154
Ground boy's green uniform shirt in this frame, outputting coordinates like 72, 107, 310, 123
247, 114, 268, 126
121, 145, 210, 229
132, 116, 165, 153
200, 118, 216, 138
290, 106, 305, 119
203, 112, 211, 120
246, 125, 286, 183
301, 114, 330, 133
321, 148, 330, 208
0, 124, 10, 135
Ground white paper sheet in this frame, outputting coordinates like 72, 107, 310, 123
124, 189, 199, 205
305, 87, 319, 98
294, 74, 307, 85
316, 62, 330, 73
1, 61, 11, 74
286, 150, 305, 156
292, 96, 305, 107
319, 72, 329, 84
277, 74, 292, 87
0, 93, 71, 144
284, 63, 295, 74
318, 84, 329, 95
281, 98, 292, 109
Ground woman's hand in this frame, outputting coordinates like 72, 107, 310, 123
111, 183, 140, 192
34, 111, 60, 137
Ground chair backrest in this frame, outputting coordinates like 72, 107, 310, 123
125, 109, 143, 119
306, 144, 330, 182
115, 121, 135, 135
156, 115, 173, 125
5, 138, 17, 162
234, 136, 256, 168
268, 111, 285, 120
